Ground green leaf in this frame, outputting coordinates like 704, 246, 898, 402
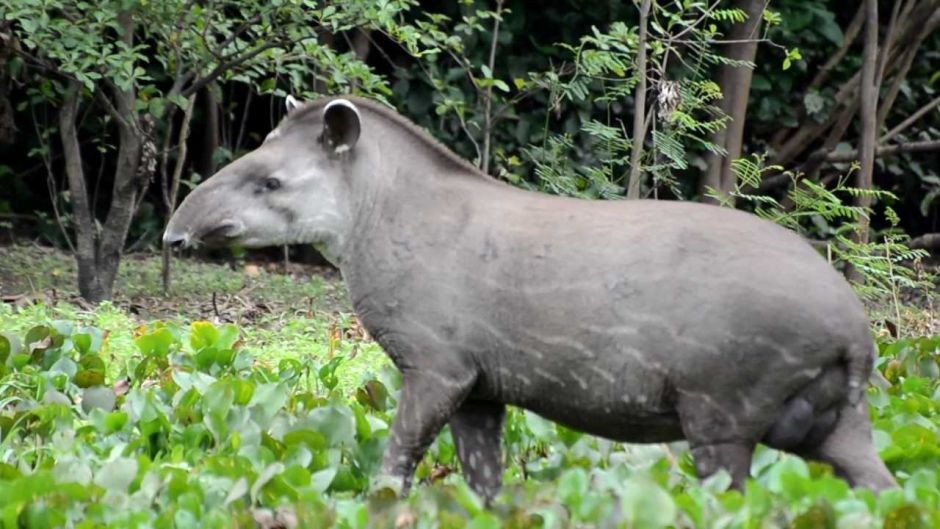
190, 321, 220, 350
25, 325, 52, 352
223, 477, 249, 507
0, 334, 11, 364
283, 429, 328, 452
72, 333, 92, 355
148, 97, 166, 119
355, 380, 388, 411
250, 463, 284, 503
91, 410, 129, 434
467, 512, 501, 529
306, 404, 356, 447
135, 327, 175, 357
621, 475, 677, 528
81, 386, 116, 413
74, 369, 106, 388
94, 457, 138, 493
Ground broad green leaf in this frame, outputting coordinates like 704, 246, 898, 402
250, 463, 284, 503
0, 334, 10, 364
94, 457, 138, 493
190, 321, 220, 350
621, 475, 677, 528
81, 386, 117, 413
135, 327, 175, 358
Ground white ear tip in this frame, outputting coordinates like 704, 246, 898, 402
324, 98, 361, 119
285, 95, 300, 111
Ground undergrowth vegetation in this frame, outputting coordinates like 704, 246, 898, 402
0, 305, 938, 528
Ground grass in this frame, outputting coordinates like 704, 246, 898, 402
0, 243, 390, 393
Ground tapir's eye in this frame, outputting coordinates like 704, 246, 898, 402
263, 177, 281, 191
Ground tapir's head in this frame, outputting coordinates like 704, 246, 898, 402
163, 96, 362, 262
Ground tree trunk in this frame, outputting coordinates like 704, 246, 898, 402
847, 0, 879, 284
67, 10, 144, 303
198, 85, 221, 178
626, 0, 651, 199
701, 0, 764, 204
59, 81, 106, 301
0, 21, 14, 145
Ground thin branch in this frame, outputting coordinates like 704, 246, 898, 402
32, 99, 75, 253
874, 0, 903, 88
480, 0, 504, 175
880, 94, 940, 144
626, 0, 652, 200
876, 9, 940, 129
807, 5, 865, 91
669, 0, 722, 41
162, 92, 197, 295
758, 139, 940, 192
235, 89, 253, 152
159, 107, 180, 208
825, 139, 940, 162
182, 39, 296, 97
94, 85, 130, 128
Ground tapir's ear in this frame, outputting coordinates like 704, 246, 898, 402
322, 99, 361, 154
285, 94, 301, 113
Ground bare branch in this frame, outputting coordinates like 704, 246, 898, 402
880, 95, 940, 144
826, 139, 940, 162
757, 140, 940, 193
162, 92, 197, 295
876, 8, 940, 128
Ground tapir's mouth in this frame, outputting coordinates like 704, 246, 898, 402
198, 221, 245, 246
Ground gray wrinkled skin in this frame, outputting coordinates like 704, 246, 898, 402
165, 95, 898, 502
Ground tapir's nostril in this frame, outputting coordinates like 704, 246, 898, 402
163, 230, 190, 249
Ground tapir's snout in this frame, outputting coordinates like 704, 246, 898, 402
163, 218, 245, 249
163, 171, 248, 250
162, 229, 190, 249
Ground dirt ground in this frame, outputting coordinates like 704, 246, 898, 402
1, 242, 937, 336
0, 243, 351, 323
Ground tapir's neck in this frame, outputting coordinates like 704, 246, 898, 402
337, 132, 503, 314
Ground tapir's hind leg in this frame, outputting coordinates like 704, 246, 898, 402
449, 400, 505, 503
796, 400, 897, 491
677, 393, 762, 489
690, 442, 755, 488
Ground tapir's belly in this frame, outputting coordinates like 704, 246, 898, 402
476, 344, 685, 443
521, 396, 684, 443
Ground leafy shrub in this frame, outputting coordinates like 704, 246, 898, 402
1, 318, 938, 527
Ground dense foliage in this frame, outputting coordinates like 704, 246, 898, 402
0, 310, 938, 528
0, 1, 937, 253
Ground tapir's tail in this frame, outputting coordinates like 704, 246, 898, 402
845, 341, 876, 405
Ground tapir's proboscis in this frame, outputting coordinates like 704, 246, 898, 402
164, 95, 897, 501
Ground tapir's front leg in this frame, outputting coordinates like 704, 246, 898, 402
379, 368, 476, 495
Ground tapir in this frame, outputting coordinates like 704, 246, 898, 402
164, 95, 897, 501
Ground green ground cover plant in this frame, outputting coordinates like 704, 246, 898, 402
0, 299, 938, 528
